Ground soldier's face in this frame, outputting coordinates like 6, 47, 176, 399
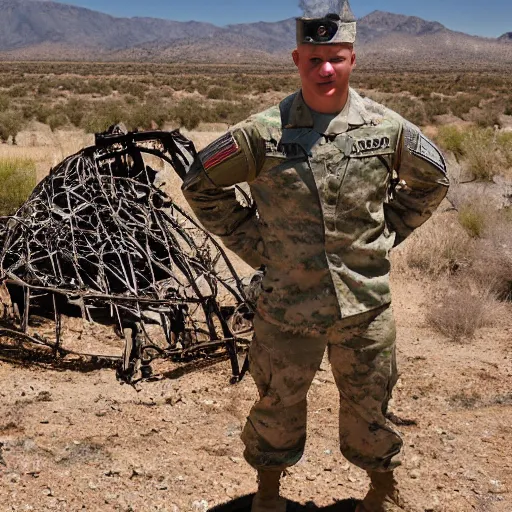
292, 44, 355, 112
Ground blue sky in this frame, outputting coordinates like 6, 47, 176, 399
47, 0, 511, 38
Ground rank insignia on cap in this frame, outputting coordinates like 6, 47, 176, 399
200, 132, 239, 171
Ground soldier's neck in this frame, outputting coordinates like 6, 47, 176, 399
302, 88, 350, 115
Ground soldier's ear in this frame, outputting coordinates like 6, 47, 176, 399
292, 49, 300, 67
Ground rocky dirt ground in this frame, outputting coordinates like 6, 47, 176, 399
0, 129, 511, 512
1, 270, 511, 512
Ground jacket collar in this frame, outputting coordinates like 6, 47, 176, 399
285, 88, 371, 134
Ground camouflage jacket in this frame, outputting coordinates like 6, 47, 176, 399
182, 88, 449, 331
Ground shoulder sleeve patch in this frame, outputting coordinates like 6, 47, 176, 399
404, 124, 447, 175
200, 132, 240, 171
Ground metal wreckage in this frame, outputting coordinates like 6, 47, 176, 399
0, 127, 256, 383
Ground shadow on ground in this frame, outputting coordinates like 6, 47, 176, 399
210, 494, 359, 512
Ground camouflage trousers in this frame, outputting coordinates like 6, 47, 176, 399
241, 304, 403, 472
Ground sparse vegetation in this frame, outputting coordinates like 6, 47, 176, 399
435, 126, 512, 181
397, 185, 512, 342
399, 215, 473, 277
0, 62, 509, 139
426, 277, 504, 342
0, 158, 37, 215
435, 125, 466, 158
461, 128, 507, 181
458, 202, 487, 238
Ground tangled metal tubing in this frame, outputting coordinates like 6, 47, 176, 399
0, 127, 253, 383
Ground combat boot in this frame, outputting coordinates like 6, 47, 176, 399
356, 471, 405, 512
251, 469, 287, 512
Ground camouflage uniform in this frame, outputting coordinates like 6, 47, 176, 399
182, 87, 449, 472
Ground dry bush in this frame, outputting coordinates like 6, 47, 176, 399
466, 106, 503, 128
394, 213, 473, 277
497, 131, 512, 169
79, 100, 126, 134
435, 125, 467, 158
457, 202, 487, 238
0, 93, 10, 111
446, 94, 481, 119
426, 277, 505, 342
47, 112, 69, 132
170, 98, 203, 130
475, 210, 512, 301
0, 110, 23, 143
373, 93, 427, 126
470, 241, 512, 301
460, 128, 508, 181
436, 126, 512, 182
206, 86, 235, 101
0, 158, 37, 215
445, 185, 512, 300
423, 97, 450, 121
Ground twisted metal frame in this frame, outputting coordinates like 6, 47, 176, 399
0, 128, 252, 382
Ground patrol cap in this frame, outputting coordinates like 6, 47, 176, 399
296, 0, 356, 45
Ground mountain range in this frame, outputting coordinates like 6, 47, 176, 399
0, 0, 510, 67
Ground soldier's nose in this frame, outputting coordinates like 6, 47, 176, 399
319, 61, 335, 78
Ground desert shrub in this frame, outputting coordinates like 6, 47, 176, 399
497, 131, 512, 168
252, 80, 272, 94
0, 158, 37, 215
426, 278, 503, 342
62, 97, 87, 127
37, 82, 51, 95
381, 95, 426, 126
460, 128, 506, 181
128, 101, 169, 130
0, 93, 10, 111
470, 241, 512, 302
458, 202, 487, 238
73, 79, 112, 96
447, 94, 481, 119
466, 106, 502, 129
8, 84, 29, 98
0, 110, 23, 143
113, 80, 146, 98
206, 86, 234, 101
22, 101, 52, 124
170, 98, 203, 130
424, 98, 450, 122
435, 125, 467, 157
211, 100, 256, 125
400, 214, 473, 277
80, 100, 126, 134
47, 112, 69, 132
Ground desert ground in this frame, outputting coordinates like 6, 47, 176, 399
0, 64, 511, 511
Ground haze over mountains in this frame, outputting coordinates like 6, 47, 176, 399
0, 0, 511, 66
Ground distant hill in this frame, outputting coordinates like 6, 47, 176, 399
0, 0, 218, 50
498, 32, 512, 42
0, 1, 511, 68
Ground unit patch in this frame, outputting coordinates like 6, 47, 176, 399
351, 136, 391, 155
200, 132, 239, 171
404, 125, 446, 174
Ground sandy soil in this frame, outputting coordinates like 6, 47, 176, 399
0, 268, 511, 512
0, 131, 511, 512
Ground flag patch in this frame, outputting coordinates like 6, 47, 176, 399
200, 132, 239, 171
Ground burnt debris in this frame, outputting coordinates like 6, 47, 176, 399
0, 127, 253, 383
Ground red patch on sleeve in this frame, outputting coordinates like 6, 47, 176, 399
200, 133, 239, 171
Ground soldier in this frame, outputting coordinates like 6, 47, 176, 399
182, 1, 449, 510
